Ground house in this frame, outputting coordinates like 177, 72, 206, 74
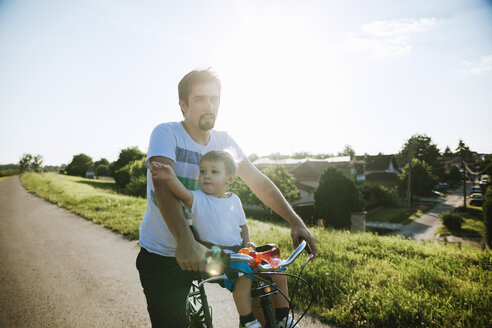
85, 166, 95, 179
252, 154, 400, 205
357, 154, 400, 186
253, 156, 356, 205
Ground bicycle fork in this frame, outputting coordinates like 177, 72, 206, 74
252, 280, 279, 328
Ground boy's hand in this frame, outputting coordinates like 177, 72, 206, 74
244, 241, 257, 250
150, 161, 176, 181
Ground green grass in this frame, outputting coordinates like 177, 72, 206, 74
367, 207, 426, 224
20, 172, 492, 328
438, 206, 486, 239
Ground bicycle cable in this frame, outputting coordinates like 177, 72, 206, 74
288, 256, 314, 328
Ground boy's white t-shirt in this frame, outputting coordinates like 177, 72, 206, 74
190, 189, 247, 247
139, 122, 246, 257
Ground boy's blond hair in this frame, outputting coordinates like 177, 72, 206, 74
199, 150, 236, 175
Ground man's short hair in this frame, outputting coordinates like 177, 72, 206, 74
199, 150, 236, 175
178, 68, 221, 106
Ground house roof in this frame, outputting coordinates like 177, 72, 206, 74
357, 154, 398, 171
289, 158, 351, 181
296, 182, 315, 192
253, 157, 308, 167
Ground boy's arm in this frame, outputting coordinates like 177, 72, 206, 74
240, 224, 256, 249
150, 161, 194, 208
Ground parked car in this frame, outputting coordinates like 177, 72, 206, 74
469, 193, 484, 206
481, 175, 489, 183
471, 185, 482, 194
436, 183, 450, 192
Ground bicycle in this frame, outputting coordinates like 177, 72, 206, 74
185, 239, 314, 328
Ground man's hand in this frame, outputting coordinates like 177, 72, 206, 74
150, 161, 176, 181
175, 239, 209, 272
290, 223, 317, 260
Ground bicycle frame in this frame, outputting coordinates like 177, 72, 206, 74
187, 240, 312, 328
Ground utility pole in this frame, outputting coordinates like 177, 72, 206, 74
407, 143, 412, 207
462, 161, 467, 208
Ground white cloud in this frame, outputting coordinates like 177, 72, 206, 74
344, 18, 437, 58
460, 55, 492, 75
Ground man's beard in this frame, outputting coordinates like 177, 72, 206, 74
198, 114, 216, 131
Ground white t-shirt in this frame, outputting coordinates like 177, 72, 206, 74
139, 122, 246, 257
191, 189, 247, 247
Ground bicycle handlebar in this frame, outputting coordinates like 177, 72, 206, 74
198, 240, 308, 287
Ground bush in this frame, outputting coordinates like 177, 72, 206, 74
0, 169, 20, 177
363, 184, 398, 210
483, 187, 492, 248
314, 167, 362, 229
111, 147, 145, 177
441, 212, 464, 231
95, 164, 110, 177
65, 154, 93, 177
116, 158, 147, 197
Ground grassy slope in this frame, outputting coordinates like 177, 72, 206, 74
21, 173, 492, 328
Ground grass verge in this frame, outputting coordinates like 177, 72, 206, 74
367, 206, 428, 224
21, 173, 492, 328
437, 206, 486, 239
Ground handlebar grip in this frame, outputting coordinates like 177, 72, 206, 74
298, 237, 313, 256
206, 246, 231, 266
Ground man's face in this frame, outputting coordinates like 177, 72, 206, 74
180, 81, 220, 131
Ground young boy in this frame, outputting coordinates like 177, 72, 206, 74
150, 150, 299, 328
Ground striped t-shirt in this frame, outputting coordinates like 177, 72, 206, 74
139, 121, 246, 257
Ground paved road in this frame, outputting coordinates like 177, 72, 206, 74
0, 177, 331, 328
394, 186, 468, 241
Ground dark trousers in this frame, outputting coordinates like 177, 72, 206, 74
136, 247, 195, 328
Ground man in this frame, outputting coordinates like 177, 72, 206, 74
136, 68, 317, 327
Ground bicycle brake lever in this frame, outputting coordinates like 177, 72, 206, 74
298, 237, 313, 258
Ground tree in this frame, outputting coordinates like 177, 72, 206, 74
397, 134, 443, 179
314, 166, 363, 229
111, 147, 145, 185
455, 139, 475, 163
111, 147, 145, 177
231, 165, 300, 207
338, 144, 356, 157
120, 158, 147, 197
65, 154, 93, 177
399, 158, 438, 197
18, 153, 43, 172
445, 166, 462, 186
94, 158, 110, 177
262, 165, 300, 204
19, 154, 33, 172
443, 146, 453, 159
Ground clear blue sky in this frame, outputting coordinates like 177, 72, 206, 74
1, 0, 491, 166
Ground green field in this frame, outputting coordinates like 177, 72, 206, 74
21, 172, 492, 328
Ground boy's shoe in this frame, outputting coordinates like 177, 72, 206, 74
241, 319, 262, 328
277, 315, 299, 328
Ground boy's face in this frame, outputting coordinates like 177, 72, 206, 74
198, 160, 235, 197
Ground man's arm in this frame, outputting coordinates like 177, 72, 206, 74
237, 159, 317, 258
149, 156, 207, 271
150, 161, 194, 208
